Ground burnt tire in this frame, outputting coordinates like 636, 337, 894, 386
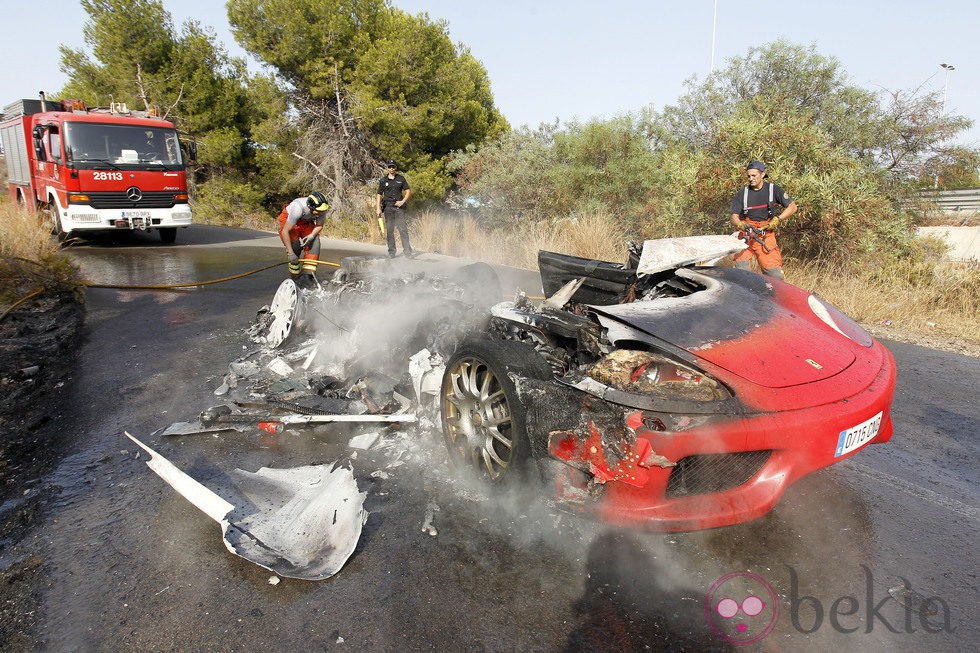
159, 227, 177, 244
455, 262, 502, 308
440, 339, 552, 484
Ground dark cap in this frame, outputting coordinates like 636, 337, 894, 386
386, 160, 398, 169
746, 160, 767, 173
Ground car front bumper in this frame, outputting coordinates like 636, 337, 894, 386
550, 341, 897, 531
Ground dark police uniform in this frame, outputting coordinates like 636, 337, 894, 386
378, 173, 412, 257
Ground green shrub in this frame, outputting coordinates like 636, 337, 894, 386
192, 176, 267, 226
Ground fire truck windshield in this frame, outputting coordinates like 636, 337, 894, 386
64, 122, 184, 170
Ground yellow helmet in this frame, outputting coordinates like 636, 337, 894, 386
307, 191, 329, 212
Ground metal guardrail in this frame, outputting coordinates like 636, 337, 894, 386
917, 188, 980, 212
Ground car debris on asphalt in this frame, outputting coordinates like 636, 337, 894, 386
130, 256, 502, 578
126, 432, 366, 580
128, 236, 898, 575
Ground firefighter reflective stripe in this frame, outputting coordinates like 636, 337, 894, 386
302, 254, 318, 274
288, 261, 301, 275
742, 183, 775, 217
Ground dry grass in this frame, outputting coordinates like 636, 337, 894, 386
410, 209, 980, 349
789, 258, 980, 346
409, 210, 629, 268
0, 201, 80, 304
234, 210, 278, 233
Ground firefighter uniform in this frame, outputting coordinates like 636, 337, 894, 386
278, 196, 327, 277
728, 161, 797, 279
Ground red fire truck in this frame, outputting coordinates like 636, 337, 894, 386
1, 93, 193, 243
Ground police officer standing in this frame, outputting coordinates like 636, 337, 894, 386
376, 160, 414, 258
729, 161, 797, 280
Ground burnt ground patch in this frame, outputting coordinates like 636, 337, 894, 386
0, 291, 84, 649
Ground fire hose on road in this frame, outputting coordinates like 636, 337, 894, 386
83, 258, 341, 290
0, 258, 341, 322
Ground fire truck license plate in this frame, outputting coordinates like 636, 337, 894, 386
123, 210, 150, 220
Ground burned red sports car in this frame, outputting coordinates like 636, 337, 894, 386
258, 235, 896, 532
436, 236, 896, 531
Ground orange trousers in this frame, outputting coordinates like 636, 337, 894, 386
733, 221, 782, 270
277, 208, 319, 275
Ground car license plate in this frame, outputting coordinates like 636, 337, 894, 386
122, 210, 150, 219
834, 411, 883, 457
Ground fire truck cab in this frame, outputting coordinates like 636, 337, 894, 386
1, 95, 193, 243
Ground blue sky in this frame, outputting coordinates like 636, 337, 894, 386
3, 1, 978, 145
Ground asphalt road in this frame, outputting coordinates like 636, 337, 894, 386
13, 225, 979, 651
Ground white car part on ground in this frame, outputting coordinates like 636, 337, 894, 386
125, 432, 366, 581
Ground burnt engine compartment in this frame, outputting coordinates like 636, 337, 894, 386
492, 249, 709, 377
538, 248, 706, 307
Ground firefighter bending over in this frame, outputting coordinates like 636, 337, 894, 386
729, 161, 797, 280
278, 192, 329, 285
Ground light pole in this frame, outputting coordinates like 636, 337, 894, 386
941, 63, 955, 112
935, 63, 955, 188
710, 0, 718, 74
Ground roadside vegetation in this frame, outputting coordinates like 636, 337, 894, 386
0, 200, 80, 309
28, 2, 978, 350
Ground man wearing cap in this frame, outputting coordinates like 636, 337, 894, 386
376, 160, 414, 258
278, 191, 329, 283
729, 161, 797, 280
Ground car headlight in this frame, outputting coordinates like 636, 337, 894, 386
807, 295, 873, 347
588, 349, 730, 402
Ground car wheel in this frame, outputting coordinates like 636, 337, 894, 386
440, 339, 552, 483
50, 202, 68, 242
263, 279, 304, 347
159, 227, 177, 244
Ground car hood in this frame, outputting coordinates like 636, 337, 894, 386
636, 234, 747, 274
589, 267, 856, 388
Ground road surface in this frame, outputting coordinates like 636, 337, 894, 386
6, 225, 977, 651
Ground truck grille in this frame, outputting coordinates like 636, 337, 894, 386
665, 450, 771, 498
82, 191, 181, 209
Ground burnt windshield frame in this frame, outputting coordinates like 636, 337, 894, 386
64, 122, 185, 171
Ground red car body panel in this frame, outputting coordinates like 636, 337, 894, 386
539, 268, 897, 531
591, 340, 895, 531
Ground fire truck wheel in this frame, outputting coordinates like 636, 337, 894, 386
50, 203, 68, 242
159, 228, 178, 244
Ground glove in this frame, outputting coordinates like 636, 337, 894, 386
288, 251, 299, 264
298, 235, 312, 248
765, 218, 780, 231
734, 220, 748, 230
